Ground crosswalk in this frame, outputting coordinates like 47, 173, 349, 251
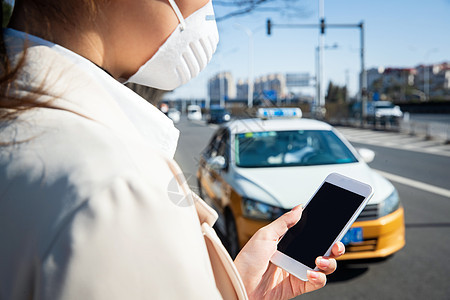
335, 126, 450, 157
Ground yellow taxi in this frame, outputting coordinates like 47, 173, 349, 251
197, 108, 405, 259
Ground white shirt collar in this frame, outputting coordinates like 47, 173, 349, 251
4, 28, 180, 158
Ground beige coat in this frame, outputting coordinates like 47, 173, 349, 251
0, 35, 247, 299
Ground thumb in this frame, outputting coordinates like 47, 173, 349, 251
257, 205, 303, 241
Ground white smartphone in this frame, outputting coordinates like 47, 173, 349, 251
270, 172, 373, 281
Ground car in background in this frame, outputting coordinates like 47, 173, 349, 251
352, 101, 403, 125
207, 106, 231, 124
187, 105, 202, 121
367, 101, 403, 125
167, 108, 181, 124
197, 108, 405, 259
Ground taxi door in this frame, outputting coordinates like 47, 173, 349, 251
198, 128, 231, 222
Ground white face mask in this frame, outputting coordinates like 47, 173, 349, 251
126, 0, 219, 90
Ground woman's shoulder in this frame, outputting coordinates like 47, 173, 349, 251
1, 104, 175, 200
0, 106, 183, 251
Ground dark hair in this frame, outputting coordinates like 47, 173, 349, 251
0, 0, 33, 121
0, 0, 105, 122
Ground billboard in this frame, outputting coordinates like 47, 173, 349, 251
286, 73, 311, 87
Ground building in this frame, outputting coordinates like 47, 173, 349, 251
415, 62, 450, 97
367, 67, 415, 91
254, 73, 287, 100
366, 62, 450, 101
208, 72, 236, 101
367, 67, 416, 101
366, 67, 384, 93
236, 79, 250, 100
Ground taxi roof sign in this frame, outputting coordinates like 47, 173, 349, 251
257, 107, 302, 119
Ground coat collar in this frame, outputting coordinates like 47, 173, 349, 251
4, 28, 180, 158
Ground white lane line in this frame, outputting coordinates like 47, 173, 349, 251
377, 142, 401, 147
402, 140, 441, 147
345, 136, 450, 157
344, 132, 386, 139
375, 170, 450, 198
189, 119, 206, 126
362, 134, 404, 142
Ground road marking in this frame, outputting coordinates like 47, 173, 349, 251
376, 170, 450, 198
402, 140, 441, 147
340, 130, 450, 157
189, 119, 206, 126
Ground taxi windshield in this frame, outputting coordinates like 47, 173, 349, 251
235, 130, 358, 168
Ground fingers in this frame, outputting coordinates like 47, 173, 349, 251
315, 256, 337, 275
256, 205, 303, 241
306, 270, 327, 289
314, 242, 345, 275
330, 242, 346, 258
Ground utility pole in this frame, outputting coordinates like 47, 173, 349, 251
220, 73, 225, 108
318, 0, 325, 110
359, 22, 367, 123
266, 18, 366, 122
424, 65, 430, 101
234, 24, 254, 108
345, 69, 350, 103
205, 85, 210, 110
315, 43, 338, 112
423, 48, 438, 101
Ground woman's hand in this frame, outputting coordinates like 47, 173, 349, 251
234, 205, 345, 300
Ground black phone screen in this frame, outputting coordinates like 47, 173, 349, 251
277, 182, 366, 269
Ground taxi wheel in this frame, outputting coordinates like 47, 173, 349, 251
225, 210, 240, 259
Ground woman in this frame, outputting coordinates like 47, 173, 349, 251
0, 0, 344, 299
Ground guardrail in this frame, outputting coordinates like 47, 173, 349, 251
329, 117, 450, 144
400, 120, 450, 143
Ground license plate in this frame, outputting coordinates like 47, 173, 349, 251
341, 227, 363, 245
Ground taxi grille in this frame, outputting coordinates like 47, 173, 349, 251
346, 239, 377, 253
355, 204, 379, 221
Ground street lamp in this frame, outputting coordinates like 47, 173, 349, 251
234, 23, 254, 108
265, 1, 366, 117
423, 48, 438, 101
315, 43, 338, 115
318, 0, 325, 109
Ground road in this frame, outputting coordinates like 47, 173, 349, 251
173, 117, 450, 300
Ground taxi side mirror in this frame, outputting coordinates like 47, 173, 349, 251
207, 156, 226, 170
357, 148, 375, 163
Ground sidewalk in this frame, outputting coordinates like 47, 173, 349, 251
330, 118, 450, 144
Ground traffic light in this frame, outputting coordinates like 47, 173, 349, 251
320, 18, 325, 34
266, 19, 272, 35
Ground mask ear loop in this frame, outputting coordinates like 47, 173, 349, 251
168, 0, 186, 31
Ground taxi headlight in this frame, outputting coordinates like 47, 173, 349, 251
379, 189, 400, 217
242, 197, 287, 221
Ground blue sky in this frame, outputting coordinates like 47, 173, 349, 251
165, 0, 450, 100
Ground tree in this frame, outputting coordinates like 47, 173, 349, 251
325, 81, 347, 103
371, 78, 383, 93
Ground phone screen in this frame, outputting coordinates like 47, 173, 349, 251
277, 182, 366, 269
